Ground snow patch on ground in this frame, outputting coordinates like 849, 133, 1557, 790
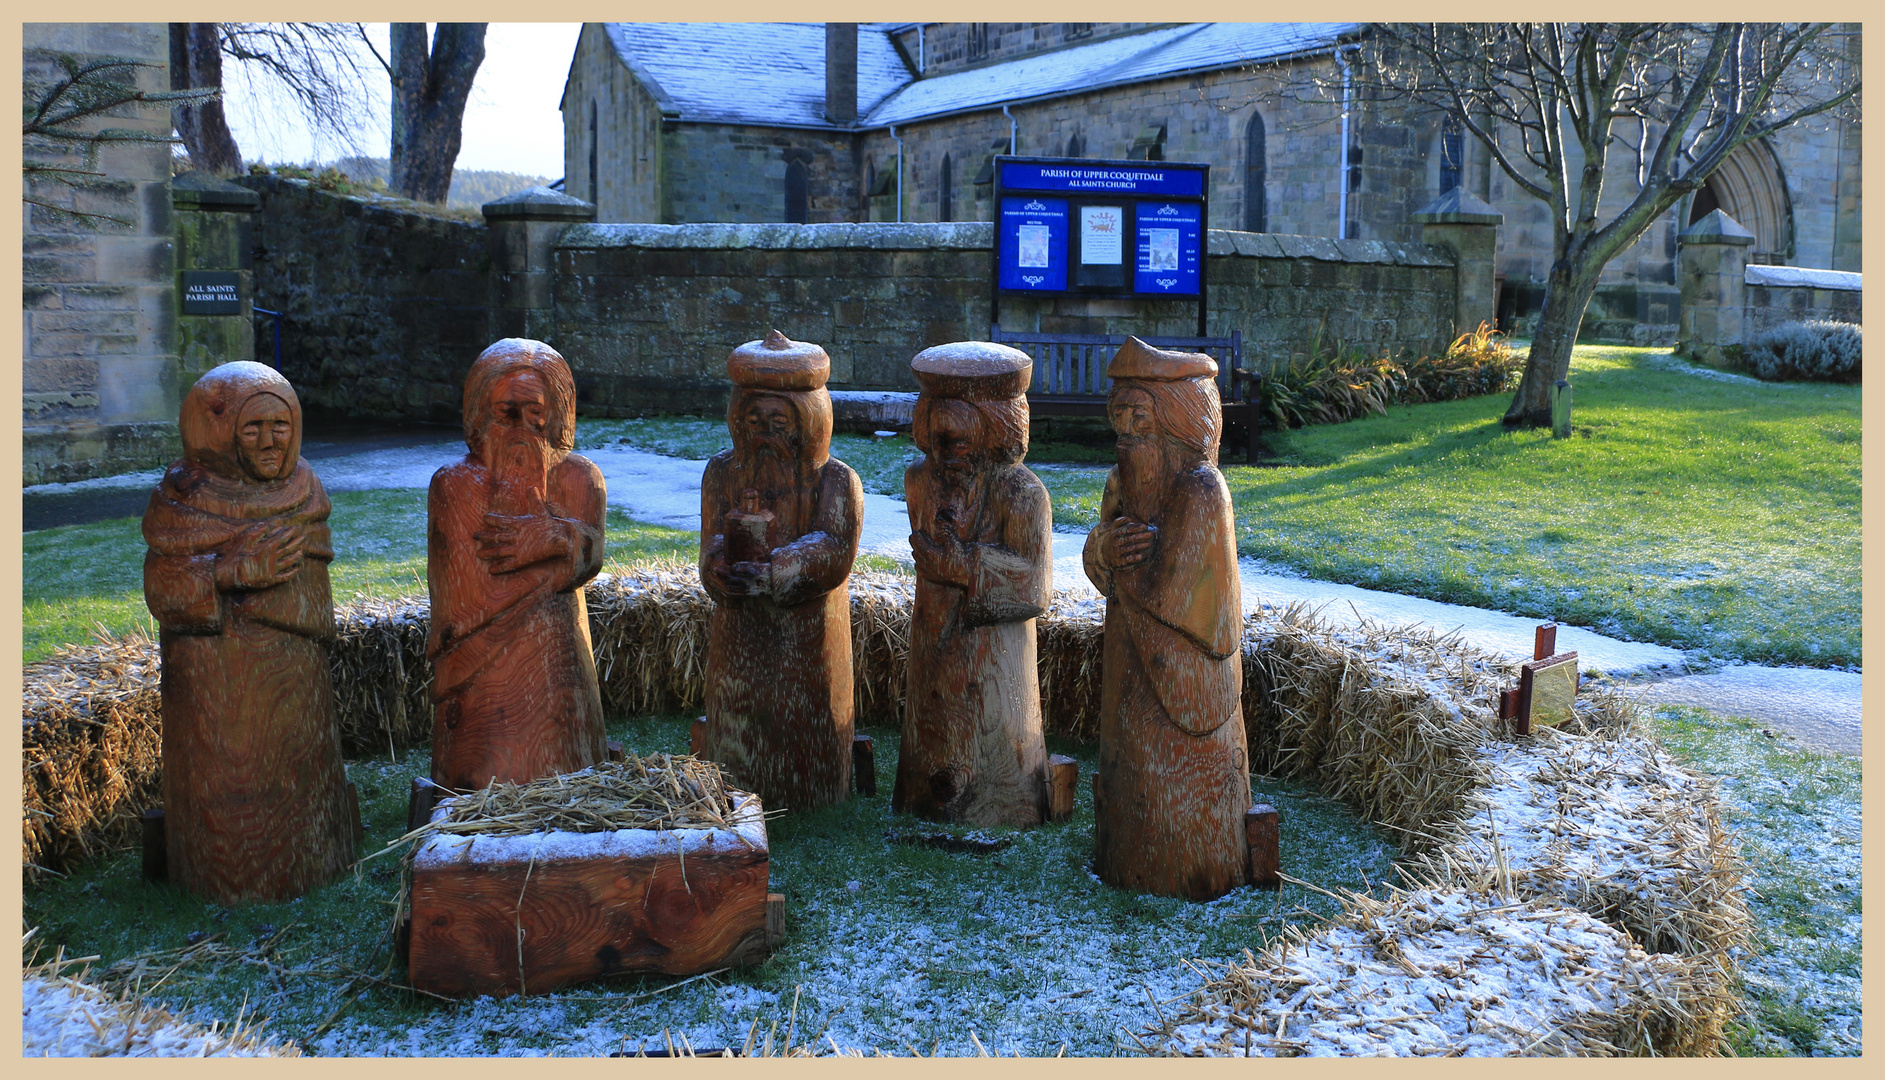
23, 973, 297, 1057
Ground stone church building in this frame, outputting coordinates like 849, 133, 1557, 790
562, 21, 1861, 337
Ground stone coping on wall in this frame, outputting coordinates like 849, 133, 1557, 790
1745, 264, 1862, 291
559, 221, 1455, 269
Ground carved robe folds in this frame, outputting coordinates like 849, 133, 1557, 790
893, 342, 1053, 827
143, 362, 353, 903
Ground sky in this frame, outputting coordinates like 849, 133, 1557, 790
222, 23, 583, 181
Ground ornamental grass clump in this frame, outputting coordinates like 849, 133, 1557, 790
1257, 322, 1522, 428
1742, 319, 1862, 383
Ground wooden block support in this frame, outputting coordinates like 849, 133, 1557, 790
345, 781, 365, 844
408, 795, 771, 997
1246, 804, 1280, 890
1534, 623, 1558, 661
852, 734, 876, 796
141, 808, 166, 882
1046, 755, 1079, 822
606, 740, 626, 763
690, 717, 708, 758
1498, 687, 1522, 723
407, 777, 444, 834
765, 893, 786, 947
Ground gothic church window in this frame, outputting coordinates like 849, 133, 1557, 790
940, 154, 953, 222
588, 101, 599, 203
785, 158, 809, 223
1439, 116, 1463, 193
967, 24, 989, 61
1244, 111, 1267, 232
1065, 133, 1084, 158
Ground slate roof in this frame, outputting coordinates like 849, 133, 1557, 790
596, 22, 1361, 130
601, 23, 910, 128
866, 23, 1361, 126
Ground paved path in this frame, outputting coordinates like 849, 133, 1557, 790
32, 438, 1858, 754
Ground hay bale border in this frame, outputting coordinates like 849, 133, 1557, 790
21, 567, 1747, 1054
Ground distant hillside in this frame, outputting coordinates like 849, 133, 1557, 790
330, 157, 554, 209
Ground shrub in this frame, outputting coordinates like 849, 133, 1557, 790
1257, 323, 1523, 429
1743, 320, 1863, 383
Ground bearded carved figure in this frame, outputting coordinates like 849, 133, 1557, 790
1083, 337, 1251, 901
892, 342, 1054, 827
142, 362, 354, 903
700, 330, 863, 811
427, 339, 609, 793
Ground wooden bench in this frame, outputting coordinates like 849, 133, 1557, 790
989, 326, 1265, 462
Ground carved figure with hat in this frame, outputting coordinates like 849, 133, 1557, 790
892, 341, 1055, 827
700, 330, 864, 811
1083, 337, 1252, 900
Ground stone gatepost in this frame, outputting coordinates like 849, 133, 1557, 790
171, 171, 260, 383
1677, 209, 1755, 363
1413, 187, 1503, 340
484, 186, 596, 342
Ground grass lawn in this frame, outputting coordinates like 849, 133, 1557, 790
22, 716, 1397, 1056
1649, 706, 1862, 1056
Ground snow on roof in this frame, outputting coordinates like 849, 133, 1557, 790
1745, 264, 1862, 291
865, 22, 1361, 127
596, 23, 1361, 130
602, 22, 910, 128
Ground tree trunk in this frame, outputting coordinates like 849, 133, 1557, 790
169, 23, 242, 175
388, 23, 486, 204
1503, 260, 1604, 429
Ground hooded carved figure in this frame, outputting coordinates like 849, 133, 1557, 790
142, 361, 354, 903
700, 330, 863, 811
426, 339, 609, 793
892, 341, 1054, 827
1083, 337, 1251, 901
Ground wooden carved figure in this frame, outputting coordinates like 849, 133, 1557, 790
700, 330, 863, 811
427, 339, 609, 792
142, 362, 354, 903
892, 342, 1054, 827
1083, 337, 1251, 901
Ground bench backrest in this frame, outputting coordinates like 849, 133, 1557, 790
990, 326, 1246, 400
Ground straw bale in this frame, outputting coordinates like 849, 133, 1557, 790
23, 941, 301, 1057
328, 595, 433, 757
1145, 886, 1725, 1057
424, 754, 742, 839
21, 633, 164, 883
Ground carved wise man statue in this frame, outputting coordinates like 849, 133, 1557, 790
700, 330, 863, 811
1083, 337, 1251, 900
143, 362, 354, 903
427, 339, 609, 793
893, 342, 1054, 827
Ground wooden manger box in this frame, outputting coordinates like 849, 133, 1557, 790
406, 766, 773, 999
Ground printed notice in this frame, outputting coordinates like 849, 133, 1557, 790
1080, 206, 1124, 264
1017, 224, 1052, 268
1143, 228, 1179, 271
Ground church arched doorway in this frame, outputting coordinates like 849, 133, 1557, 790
1687, 138, 1793, 264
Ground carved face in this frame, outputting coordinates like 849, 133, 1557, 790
1109, 387, 1156, 439
488, 369, 549, 438
234, 392, 295, 481
741, 394, 799, 461
928, 399, 980, 477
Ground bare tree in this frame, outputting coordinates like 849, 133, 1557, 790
1349, 24, 1860, 428
23, 54, 216, 225
169, 23, 242, 173
368, 23, 486, 204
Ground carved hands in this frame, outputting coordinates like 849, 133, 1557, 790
475, 512, 573, 575
1095, 517, 1158, 571
215, 522, 308, 591
910, 522, 973, 588
708, 553, 774, 599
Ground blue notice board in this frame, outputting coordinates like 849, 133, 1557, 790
1133, 202, 1202, 296
998, 161, 1206, 199
997, 196, 1069, 292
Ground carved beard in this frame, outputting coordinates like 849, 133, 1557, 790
488, 424, 551, 516
1115, 435, 1171, 522
742, 435, 800, 492
931, 454, 980, 536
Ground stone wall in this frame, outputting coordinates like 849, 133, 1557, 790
22, 23, 181, 484
1744, 272, 1863, 336
237, 174, 493, 423
547, 221, 1459, 414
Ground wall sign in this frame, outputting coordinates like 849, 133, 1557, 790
993, 156, 1209, 315
180, 271, 243, 316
